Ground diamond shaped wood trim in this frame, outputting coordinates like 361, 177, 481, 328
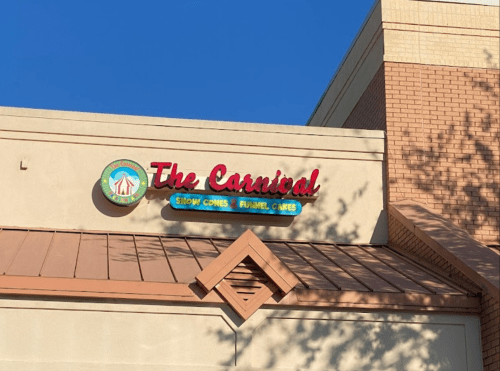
196, 229, 299, 319
217, 257, 279, 320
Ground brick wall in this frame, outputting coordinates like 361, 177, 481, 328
481, 292, 500, 371
389, 212, 499, 371
342, 65, 386, 131
342, 61, 499, 243
385, 62, 500, 244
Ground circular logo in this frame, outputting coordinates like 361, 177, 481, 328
100, 159, 148, 206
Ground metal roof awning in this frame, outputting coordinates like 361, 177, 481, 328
0, 227, 481, 314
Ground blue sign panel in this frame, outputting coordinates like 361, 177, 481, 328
170, 193, 302, 216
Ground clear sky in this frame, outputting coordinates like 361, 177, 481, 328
1, 1, 375, 126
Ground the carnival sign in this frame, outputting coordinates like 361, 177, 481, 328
170, 193, 302, 216
150, 162, 320, 197
101, 160, 320, 214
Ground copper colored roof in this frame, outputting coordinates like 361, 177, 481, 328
390, 201, 500, 302
488, 245, 500, 255
0, 227, 480, 314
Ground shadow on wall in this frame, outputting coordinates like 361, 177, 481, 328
91, 180, 138, 217
395, 52, 499, 243
209, 308, 467, 370
159, 201, 295, 228
484, 48, 498, 69
105, 155, 381, 243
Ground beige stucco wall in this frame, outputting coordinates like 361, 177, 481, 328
308, 0, 499, 128
0, 298, 483, 370
0, 106, 386, 243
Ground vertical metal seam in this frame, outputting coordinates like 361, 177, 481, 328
265, 242, 308, 289
4, 230, 30, 275
285, 242, 340, 290
333, 243, 405, 293
209, 238, 222, 254
383, 245, 471, 295
132, 235, 144, 282
73, 232, 83, 278
357, 245, 437, 295
38, 231, 57, 276
159, 236, 178, 283
107, 233, 110, 280
185, 238, 203, 271
309, 243, 374, 292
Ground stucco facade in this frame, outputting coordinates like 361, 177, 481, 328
0, 0, 498, 370
0, 298, 483, 370
0, 106, 386, 243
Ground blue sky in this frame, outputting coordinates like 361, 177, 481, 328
1, 1, 375, 125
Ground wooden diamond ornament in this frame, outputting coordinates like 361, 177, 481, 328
196, 230, 299, 320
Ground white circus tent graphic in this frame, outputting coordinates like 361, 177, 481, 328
114, 173, 135, 196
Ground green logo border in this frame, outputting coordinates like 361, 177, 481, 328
100, 159, 148, 206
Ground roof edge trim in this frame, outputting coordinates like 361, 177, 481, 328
389, 201, 500, 301
306, 0, 381, 126
0, 275, 479, 313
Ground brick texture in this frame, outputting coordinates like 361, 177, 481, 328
385, 62, 500, 245
389, 212, 500, 370
342, 64, 387, 130
481, 292, 500, 371
341, 51, 499, 370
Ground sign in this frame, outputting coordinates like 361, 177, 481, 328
101, 160, 320, 208
100, 159, 148, 206
170, 193, 302, 216
150, 162, 199, 190
151, 162, 320, 197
